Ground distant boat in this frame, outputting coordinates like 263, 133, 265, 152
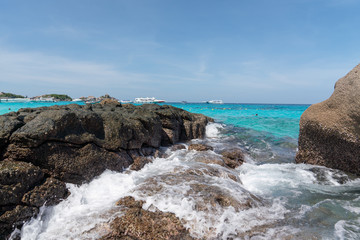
85, 100, 100, 104
120, 100, 133, 104
134, 97, 165, 104
0, 98, 31, 102
206, 100, 223, 104
31, 97, 55, 102
72, 98, 84, 102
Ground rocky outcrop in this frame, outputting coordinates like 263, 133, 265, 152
101, 196, 194, 240
0, 103, 212, 239
0, 160, 69, 238
296, 64, 360, 175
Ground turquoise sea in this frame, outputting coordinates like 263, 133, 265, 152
2, 101, 360, 239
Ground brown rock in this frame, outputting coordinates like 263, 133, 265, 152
0, 161, 69, 239
192, 153, 226, 166
296, 64, 360, 175
188, 144, 213, 151
130, 156, 152, 171
170, 144, 186, 151
102, 196, 194, 240
100, 98, 121, 106
221, 149, 245, 168
0, 205, 38, 240
21, 177, 69, 207
0, 160, 44, 206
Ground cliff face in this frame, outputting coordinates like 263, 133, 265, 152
0, 103, 212, 239
296, 64, 360, 175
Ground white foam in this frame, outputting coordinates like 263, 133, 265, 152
335, 218, 360, 240
17, 138, 360, 239
205, 122, 224, 138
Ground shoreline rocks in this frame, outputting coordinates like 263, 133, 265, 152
296, 63, 360, 175
101, 196, 194, 240
0, 103, 212, 239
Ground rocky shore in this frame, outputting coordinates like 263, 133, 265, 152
296, 63, 360, 175
0, 103, 212, 239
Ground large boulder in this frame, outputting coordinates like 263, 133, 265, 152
1, 104, 212, 183
296, 64, 360, 175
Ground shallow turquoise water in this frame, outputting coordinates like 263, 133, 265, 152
168, 103, 308, 139
0, 101, 85, 115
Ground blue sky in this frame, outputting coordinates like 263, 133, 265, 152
1, 0, 360, 103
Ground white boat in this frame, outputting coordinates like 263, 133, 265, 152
206, 100, 223, 104
120, 100, 133, 104
134, 97, 165, 104
72, 98, 84, 102
32, 97, 55, 102
0, 98, 31, 102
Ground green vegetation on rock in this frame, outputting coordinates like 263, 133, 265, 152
0, 92, 25, 98
43, 94, 72, 101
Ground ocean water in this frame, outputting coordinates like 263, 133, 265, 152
0, 101, 85, 115
1, 102, 360, 239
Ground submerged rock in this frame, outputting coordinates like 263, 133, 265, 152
171, 144, 186, 151
296, 64, 360, 175
188, 143, 214, 151
101, 196, 194, 240
130, 156, 152, 171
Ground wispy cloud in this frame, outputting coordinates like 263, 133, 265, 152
40, 25, 90, 39
0, 48, 214, 98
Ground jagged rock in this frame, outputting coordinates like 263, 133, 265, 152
0, 161, 69, 239
188, 144, 213, 151
221, 148, 245, 169
0, 205, 38, 240
130, 157, 152, 171
101, 196, 194, 240
188, 183, 260, 212
21, 177, 69, 207
1, 104, 212, 183
171, 144, 186, 151
0, 160, 44, 206
0, 116, 24, 151
5, 142, 133, 183
296, 64, 360, 175
100, 99, 121, 106
192, 152, 226, 166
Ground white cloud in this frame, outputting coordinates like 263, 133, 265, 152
0, 48, 154, 89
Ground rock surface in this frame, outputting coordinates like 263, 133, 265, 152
101, 196, 194, 240
221, 148, 245, 169
188, 143, 214, 151
0, 160, 69, 239
0, 103, 212, 239
296, 63, 360, 175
